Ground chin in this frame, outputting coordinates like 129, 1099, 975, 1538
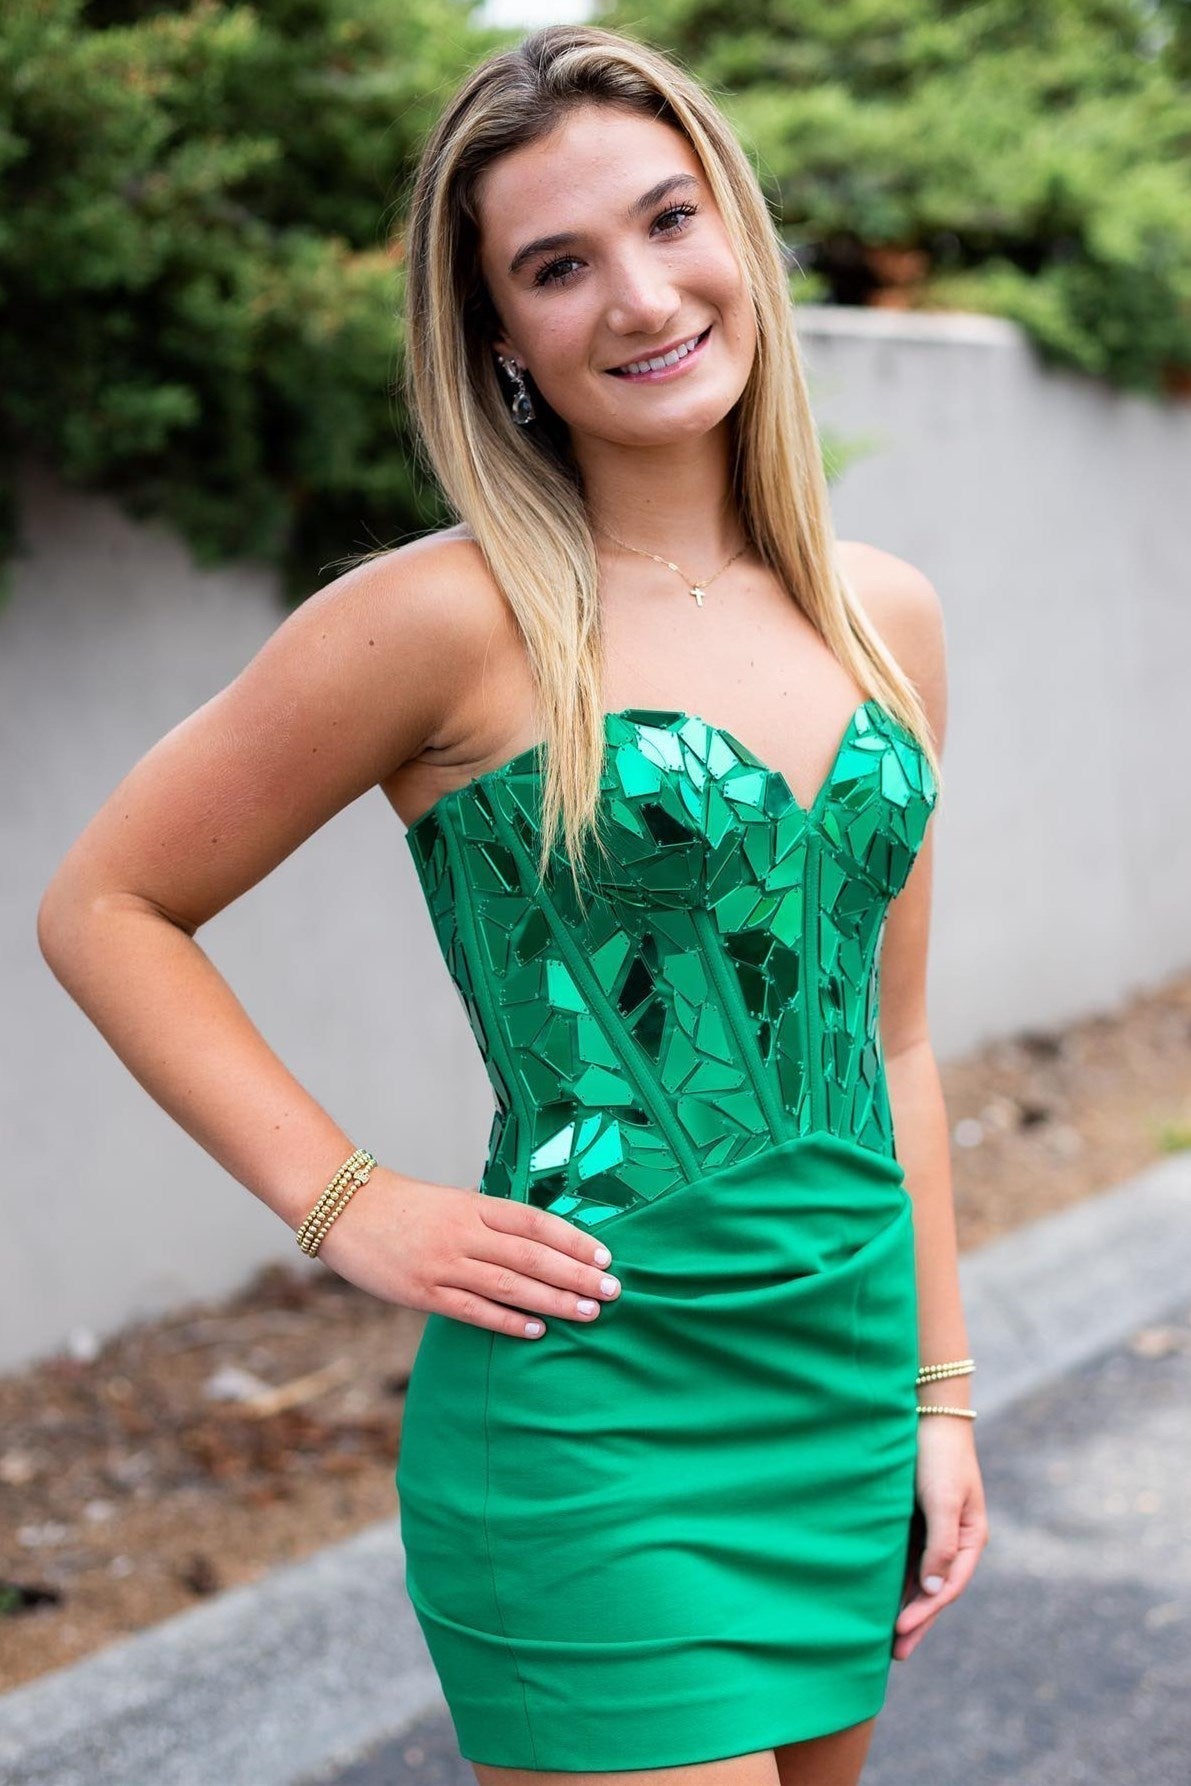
634, 390, 744, 442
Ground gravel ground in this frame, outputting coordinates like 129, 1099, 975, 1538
3, 966, 1190, 1693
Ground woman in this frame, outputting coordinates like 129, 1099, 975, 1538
39, 22, 988, 1786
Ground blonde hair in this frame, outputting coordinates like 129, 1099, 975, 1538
394, 21, 941, 881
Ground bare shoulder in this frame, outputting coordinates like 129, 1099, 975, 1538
38, 522, 516, 936
325, 523, 511, 742
836, 540, 947, 741
836, 540, 944, 665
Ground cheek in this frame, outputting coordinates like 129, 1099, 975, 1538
691, 237, 752, 333
523, 307, 596, 380
720, 264, 757, 355
716, 251, 751, 314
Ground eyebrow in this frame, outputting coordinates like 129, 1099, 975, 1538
506, 172, 701, 279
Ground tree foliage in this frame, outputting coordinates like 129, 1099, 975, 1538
2, 1, 1188, 599
601, 0, 1191, 396
0, 0, 499, 599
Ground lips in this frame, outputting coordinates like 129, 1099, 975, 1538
607, 324, 713, 377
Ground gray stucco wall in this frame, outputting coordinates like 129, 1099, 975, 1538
804, 307, 1191, 1026
3, 308, 1187, 1370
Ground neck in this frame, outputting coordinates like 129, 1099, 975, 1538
576, 418, 743, 563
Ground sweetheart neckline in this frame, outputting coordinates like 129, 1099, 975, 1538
404, 698, 889, 840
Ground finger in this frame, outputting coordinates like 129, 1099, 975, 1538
456, 1257, 617, 1324
892, 1614, 941, 1661
895, 1539, 983, 1633
892, 1582, 963, 1653
434, 1283, 551, 1340
932, 1538, 983, 1605
478, 1195, 618, 1272
470, 1225, 622, 1305
916, 1499, 962, 1598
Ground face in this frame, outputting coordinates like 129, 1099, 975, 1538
475, 103, 757, 451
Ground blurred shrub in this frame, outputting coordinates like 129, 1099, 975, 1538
0, 0, 500, 600
602, 0, 1191, 395
3, 0, 1188, 599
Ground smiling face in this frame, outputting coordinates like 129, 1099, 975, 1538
475, 103, 757, 452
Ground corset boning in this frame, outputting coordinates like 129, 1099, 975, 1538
405, 703, 938, 1232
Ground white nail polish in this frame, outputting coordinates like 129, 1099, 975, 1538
525, 1319, 544, 1336
923, 1574, 944, 1592
594, 1244, 611, 1266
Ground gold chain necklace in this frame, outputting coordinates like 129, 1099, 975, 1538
596, 526, 748, 608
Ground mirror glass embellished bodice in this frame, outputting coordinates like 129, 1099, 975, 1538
405, 701, 938, 1231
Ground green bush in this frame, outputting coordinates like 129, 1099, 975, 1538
601, 0, 1191, 394
0, 0, 501, 600
2, 1, 1188, 601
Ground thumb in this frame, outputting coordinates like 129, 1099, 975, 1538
920, 1508, 959, 1595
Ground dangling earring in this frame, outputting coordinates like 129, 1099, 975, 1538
497, 354, 536, 425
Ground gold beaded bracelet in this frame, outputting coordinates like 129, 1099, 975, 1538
295, 1147, 378, 1257
916, 1358, 975, 1384
915, 1358, 977, 1420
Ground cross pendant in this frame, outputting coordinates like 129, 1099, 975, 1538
689, 585, 705, 607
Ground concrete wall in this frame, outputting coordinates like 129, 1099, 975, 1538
2, 308, 1188, 1370
802, 307, 1191, 1033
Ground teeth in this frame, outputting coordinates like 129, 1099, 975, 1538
618, 330, 704, 376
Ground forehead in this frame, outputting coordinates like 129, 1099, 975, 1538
475, 104, 702, 238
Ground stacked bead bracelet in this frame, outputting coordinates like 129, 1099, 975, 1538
915, 1357, 977, 1420
295, 1147, 378, 1257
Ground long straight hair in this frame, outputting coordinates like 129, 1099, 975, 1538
396, 22, 942, 881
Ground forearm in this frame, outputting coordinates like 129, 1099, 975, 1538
38, 892, 360, 1234
885, 1036, 972, 1400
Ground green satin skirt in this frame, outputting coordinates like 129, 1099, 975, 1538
396, 1133, 920, 1769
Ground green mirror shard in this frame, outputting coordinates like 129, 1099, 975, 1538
406, 701, 937, 1229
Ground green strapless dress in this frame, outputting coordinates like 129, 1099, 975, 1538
397, 700, 938, 1769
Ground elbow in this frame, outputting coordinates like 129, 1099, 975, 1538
37, 878, 79, 976
38, 878, 198, 977
36, 867, 101, 978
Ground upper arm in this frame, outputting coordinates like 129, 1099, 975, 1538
842, 543, 948, 1058
38, 534, 499, 940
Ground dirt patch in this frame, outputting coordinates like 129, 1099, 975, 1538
944, 969, 1191, 1246
3, 967, 1190, 1690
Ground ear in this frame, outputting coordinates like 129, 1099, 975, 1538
491, 335, 518, 367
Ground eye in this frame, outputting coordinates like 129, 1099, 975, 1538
654, 201, 699, 235
532, 253, 583, 290
530, 200, 701, 289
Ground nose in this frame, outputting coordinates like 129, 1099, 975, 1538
603, 248, 682, 345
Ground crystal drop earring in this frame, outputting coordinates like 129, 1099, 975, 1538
497, 354, 536, 426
